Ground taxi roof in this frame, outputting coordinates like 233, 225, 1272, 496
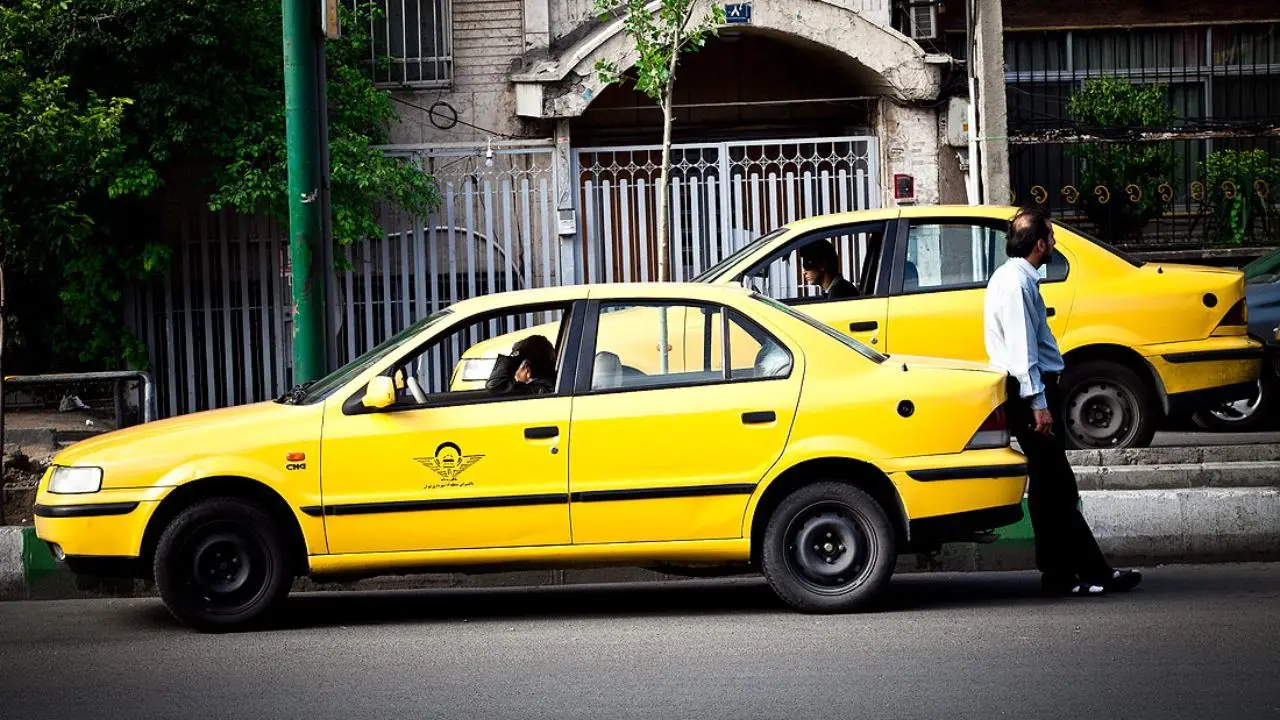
441, 281, 755, 316
780, 204, 1021, 235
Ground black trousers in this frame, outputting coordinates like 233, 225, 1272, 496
1006, 373, 1113, 584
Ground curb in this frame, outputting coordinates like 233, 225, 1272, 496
4, 487, 1279, 601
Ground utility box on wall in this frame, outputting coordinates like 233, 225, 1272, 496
944, 97, 970, 147
894, 173, 915, 201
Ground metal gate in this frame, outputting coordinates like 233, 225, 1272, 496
131, 144, 561, 418
576, 136, 880, 283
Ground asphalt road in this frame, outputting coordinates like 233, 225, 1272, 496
1, 565, 1277, 720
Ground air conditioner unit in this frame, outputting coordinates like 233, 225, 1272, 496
908, 2, 938, 41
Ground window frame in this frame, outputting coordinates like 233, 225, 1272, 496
573, 299, 795, 397
350, 0, 455, 89
340, 300, 587, 415
889, 217, 1071, 297
733, 220, 897, 305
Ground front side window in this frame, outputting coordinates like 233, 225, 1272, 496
742, 223, 886, 302
365, 306, 568, 410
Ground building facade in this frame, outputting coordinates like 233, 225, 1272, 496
130, 0, 983, 417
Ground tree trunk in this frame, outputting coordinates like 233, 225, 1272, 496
656, 90, 674, 283
656, 33, 680, 283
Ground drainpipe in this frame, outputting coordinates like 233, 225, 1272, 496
965, 0, 982, 205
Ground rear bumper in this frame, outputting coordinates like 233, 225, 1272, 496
888, 448, 1028, 541
908, 503, 1025, 548
1167, 380, 1258, 416
1142, 337, 1263, 410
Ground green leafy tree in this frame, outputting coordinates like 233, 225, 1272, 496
594, 0, 725, 281
0, 0, 438, 372
1200, 148, 1280, 246
1066, 76, 1177, 242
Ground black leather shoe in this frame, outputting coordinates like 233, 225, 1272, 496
1102, 569, 1142, 592
1041, 576, 1105, 597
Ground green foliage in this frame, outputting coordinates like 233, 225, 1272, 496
592, 0, 726, 104
1199, 149, 1280, 246
209, 3, 440, 249
0, 0, 438, 372
1066, 76, 1178, 242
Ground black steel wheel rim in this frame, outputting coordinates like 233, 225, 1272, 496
1066, 380, 1139, 448
782, 501, 877, 596
177, 520, 270, 615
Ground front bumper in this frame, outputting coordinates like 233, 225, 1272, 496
33, 500, 157, 560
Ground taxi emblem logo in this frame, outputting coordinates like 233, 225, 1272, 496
416, 442, 483, 480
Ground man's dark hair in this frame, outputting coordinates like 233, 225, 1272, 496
512, 334, 556, 377
1008, 206, 1053, 258
798, 239, 839, 272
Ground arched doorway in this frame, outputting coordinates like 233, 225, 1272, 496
573, 32, 886, 283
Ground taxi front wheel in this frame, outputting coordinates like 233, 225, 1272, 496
761, 482, 896, 613
153, 498, 293, 632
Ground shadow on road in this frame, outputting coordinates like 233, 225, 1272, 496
128, 570, 1073, 633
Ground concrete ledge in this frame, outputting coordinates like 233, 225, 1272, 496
0, 528, 24, 600
1077, 462, 1280, 490
1067, 443, 1280, 467
5, 487, 1279, 601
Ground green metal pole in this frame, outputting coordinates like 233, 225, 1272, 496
282, 0, 327, 384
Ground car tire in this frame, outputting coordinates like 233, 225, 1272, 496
153, 498, 293, 633
1192, 373, 1273, 432
760, 481, 896, 613
1061, 360, 1156, 450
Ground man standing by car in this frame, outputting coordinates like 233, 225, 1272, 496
984, 207, 1142, 597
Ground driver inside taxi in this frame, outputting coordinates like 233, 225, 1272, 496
486, 334, 557, 396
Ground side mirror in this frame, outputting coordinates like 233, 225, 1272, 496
362, 376, 397, 410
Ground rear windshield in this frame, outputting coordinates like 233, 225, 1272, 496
1055, 220, 1145, 268
752, 294, 886, 364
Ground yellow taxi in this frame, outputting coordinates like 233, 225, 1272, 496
35, 283, 1025, 631
455, 206, 1263, 449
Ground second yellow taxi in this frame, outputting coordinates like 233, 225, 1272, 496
455, 205, 1263, 449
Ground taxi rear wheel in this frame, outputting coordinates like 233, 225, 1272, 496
153, 498, 293, 632
761, 482, 895, 613
1061, 360, 1156, 450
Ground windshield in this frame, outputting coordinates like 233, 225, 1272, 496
752, 294, 886, 364
289, 308, 453, 405
1055, 220, 1145, 268
1243, 247, 1280, 283
691, 227, 790, 282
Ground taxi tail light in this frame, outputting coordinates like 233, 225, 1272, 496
966, 406, 1010, 450
1218, 299, 1248, 327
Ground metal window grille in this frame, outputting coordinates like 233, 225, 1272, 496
347, 0, 453, 87
1004, 23, 1280, 248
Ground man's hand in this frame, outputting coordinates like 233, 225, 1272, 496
514, 360, 532, 384
1033, 408, 1053, 436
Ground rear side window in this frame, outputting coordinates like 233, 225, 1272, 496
586, 302, 793, 392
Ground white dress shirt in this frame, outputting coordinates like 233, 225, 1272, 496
983, 257, 1064, 410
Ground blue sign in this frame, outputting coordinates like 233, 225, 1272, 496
724, 2, 752, 24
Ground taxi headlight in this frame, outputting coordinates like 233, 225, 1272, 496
459, 357, 497, 382
48, 466, 104, 495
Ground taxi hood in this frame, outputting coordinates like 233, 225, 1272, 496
50, 400, 324, 487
